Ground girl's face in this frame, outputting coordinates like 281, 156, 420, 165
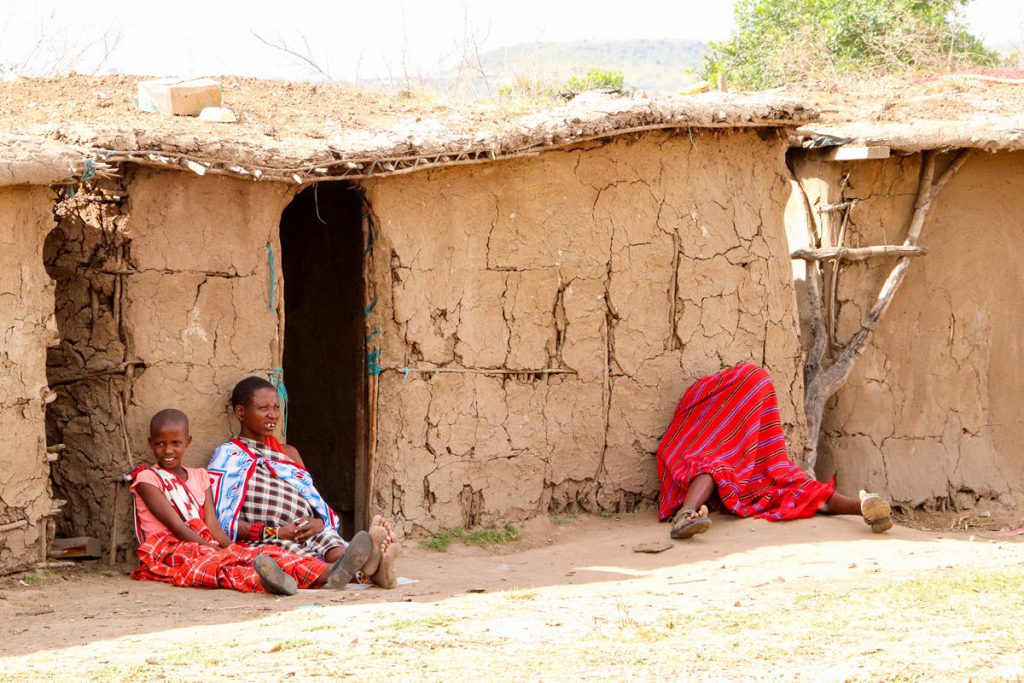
149, 424, 191, 472
236, 387, 280, 438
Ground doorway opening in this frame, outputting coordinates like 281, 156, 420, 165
280, 182, 367, 537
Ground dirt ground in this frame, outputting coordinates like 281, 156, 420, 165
3, 510, 1024, 682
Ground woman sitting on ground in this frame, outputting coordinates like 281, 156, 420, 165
208, 376, 400, 588
658, 362, 892, 539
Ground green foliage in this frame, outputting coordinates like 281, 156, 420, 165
703, 0, 1000, 89
563, 67, 625, 92
420, 523, 521, 552
496, 75, 557, 100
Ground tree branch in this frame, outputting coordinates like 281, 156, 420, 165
251, 31, 334, 82
792, 245, 928, 261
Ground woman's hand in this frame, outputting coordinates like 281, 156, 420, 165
293, 517, 325, 542
278, 521, 299, 541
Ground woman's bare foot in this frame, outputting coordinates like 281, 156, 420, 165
370, 515, 396, 543
371, 541, 401, 589
362, 525, 389, 575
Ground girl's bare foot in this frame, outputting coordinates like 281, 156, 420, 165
371, 541, 401, 589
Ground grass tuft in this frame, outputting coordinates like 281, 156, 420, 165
420, 524, 520, 552
387, 616, 453, 631
420, 529, 458, 552
506, 588, 538, 601
549, 512, 579, 525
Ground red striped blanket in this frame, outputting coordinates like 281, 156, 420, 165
132, 518, 326, 593
657, 362, 834, 522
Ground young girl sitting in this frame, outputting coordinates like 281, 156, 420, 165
130, 408, 371, 594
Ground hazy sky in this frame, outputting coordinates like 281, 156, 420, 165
1, 0, 1021, 81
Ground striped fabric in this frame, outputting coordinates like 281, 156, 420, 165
131, 518, 326, 593
657, 362, 834, 522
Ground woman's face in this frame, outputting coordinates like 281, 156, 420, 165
236, 387, 280, 438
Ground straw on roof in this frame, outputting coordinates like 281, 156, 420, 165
0, 76, 815, 186
787, 73, 1024, 153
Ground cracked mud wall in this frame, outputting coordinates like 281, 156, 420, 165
0, 186, 56, 573
364, 128, 808, 533
791, 150, 1024, 510
45, 180, 135, 555
45, 168, 295, 556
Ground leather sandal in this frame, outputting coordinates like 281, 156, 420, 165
859, 490, 893, 534
253, 554, 298, 596
670, 506, 712, 539
326, 530, 373, 589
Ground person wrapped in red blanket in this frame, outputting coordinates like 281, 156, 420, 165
129, 409, 372, 594
657, 362, 893, 539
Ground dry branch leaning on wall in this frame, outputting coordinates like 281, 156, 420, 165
792, 149, 973, 473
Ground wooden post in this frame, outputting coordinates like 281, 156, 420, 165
796, 149, 973, 473
108, 483, 120, 566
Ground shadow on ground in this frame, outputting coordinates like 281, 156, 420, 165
0, 509, 990, 658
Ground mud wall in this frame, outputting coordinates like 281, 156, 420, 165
45, 168, 295, 556
791, 150, 1024, 509
364, 128, 808, 534
45, 181, 134, 552
0, 186, 56, 574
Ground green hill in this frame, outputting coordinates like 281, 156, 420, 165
474, 40, 710, 95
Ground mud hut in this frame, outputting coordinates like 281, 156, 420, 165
785, 77, 1024, 513
0, 77, 815, 574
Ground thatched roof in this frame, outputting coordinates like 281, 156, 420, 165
0, 76, 815, 187
788, 73, 1024, 153
796, 116, 1024, 153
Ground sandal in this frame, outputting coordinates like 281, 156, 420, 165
253, 554, 298, 596
859, 491, 893, 534
326, 530, 373, 589
670, 506, 712, 539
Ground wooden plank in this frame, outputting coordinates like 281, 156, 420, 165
823, 145, 890, 161
791, 245, 927, 262
50, 536, 102, 559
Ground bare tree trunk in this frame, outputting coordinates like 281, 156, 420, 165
794, 149, 972, 474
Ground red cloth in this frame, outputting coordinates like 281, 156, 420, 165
657, 362, 834, 522
131, 519, 326, 593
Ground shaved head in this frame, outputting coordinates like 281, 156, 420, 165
149, 408, 190, 436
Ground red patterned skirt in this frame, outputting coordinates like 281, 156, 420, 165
657, 362, 834, 522
132, 520, 326, 593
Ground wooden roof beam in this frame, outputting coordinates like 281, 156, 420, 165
822, 145, 890, 161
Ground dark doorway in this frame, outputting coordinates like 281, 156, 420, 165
280, 183, 366, 537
